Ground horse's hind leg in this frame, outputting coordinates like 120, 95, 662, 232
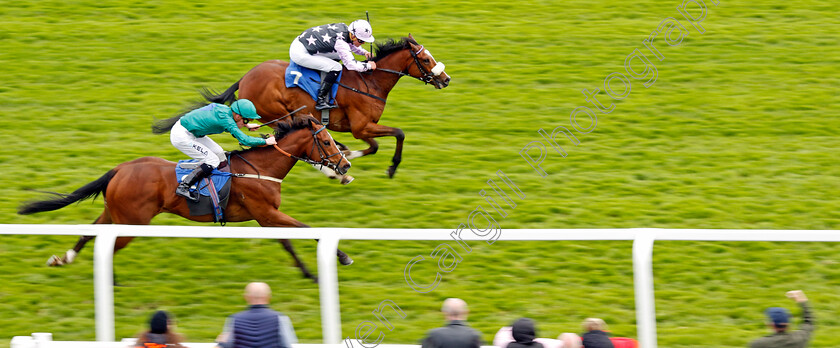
337, 247, 354, 265
311, 239, 353, 265
48, 210, 112, 266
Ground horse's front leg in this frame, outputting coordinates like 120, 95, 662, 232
309, 163, 355, 185
353, 124, 404, 178
344, 138, 378, 160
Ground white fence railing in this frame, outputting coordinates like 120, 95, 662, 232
3, 225, 840, 348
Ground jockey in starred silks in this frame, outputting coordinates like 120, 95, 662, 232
289, 19, 377, 110
170, 99, 277, 201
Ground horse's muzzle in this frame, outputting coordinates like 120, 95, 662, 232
331, 160, 351, 176
434, 75, 451, 89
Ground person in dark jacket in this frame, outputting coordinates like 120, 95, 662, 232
420, 298, 483, 348
750, 290, 814, 348
506, 318, 545, 348
215, 282, 297, 348
581, 318, 614, 348
135, 310, 186, 348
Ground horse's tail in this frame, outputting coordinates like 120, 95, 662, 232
151, 100, 213, 134
201, 80, 240, 105
152, 80, 239, 134
18, 170, 116, 215
151, 114, 182, 134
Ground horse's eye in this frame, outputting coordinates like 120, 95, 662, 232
423, 59, 431, 64
323, 140, 330, 145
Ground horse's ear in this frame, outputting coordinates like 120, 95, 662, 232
408, 33, 415, 41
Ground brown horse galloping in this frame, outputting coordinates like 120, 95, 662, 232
201, 34, 450, 178
19, 115, 352, 281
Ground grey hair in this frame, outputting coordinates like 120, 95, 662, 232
582, 318, 607, 332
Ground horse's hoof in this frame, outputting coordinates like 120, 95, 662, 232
341, 175, 355, 185
387, 166, 397, 178
339, 254, 354, 266
47, 255, 64, 266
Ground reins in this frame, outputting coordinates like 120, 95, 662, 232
228, 123, 345, 183
256, 106, 307, 128
269, 124, 346, 172
337, 81, 387, 103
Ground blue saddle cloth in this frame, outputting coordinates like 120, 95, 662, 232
176, 160, 233, 223
285, 61, 343, 102
175, 160, 232, 196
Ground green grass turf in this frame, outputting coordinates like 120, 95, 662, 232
1, 0, 839, 347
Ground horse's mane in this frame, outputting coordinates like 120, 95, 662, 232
371, 37, 419, 62
228, 114, 320, 156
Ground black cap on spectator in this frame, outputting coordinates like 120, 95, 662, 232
150, 311, 169, 334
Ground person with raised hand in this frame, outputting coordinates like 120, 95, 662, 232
750, 290, 814, 348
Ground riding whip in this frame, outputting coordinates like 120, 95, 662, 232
257, 106, 307, 128
366, 11, 373, 54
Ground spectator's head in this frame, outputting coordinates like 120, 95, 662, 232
441, 298, 468, 321
511, 318, 537, 343
582, 318, 607, 332
765, 307, 790, 332
244, 282, 272, 305
149, 310, 171, 334
558, 333, 582, 348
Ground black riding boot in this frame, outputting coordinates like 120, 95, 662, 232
175, 163, 213, 202
315, 71, 340, 110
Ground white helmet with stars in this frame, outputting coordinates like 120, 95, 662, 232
349, 19, 375, 43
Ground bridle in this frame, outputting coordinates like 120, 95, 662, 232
343, 42, 447, 102
377, 45, 445, 85
270, 124, 348, 175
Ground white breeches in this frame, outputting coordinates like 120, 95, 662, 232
289, 39, 342, 72
170, 120, 226, 167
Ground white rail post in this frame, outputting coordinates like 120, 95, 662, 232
633, 229, 657, 348
317, 230, 342, 343
93, 229, 117, 341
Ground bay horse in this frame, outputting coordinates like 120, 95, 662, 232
19, 115, 352, 282
200, 34, 450, 179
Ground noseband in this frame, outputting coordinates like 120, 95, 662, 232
409, 45, 436, 84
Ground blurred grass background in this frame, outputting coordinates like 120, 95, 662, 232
1, 0, 838, 347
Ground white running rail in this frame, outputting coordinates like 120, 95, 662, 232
3, 225, 839, 348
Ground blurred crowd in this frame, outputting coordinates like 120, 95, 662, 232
133, 288, 813, 348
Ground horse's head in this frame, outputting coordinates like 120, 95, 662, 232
274, 114, 351, 175
403, 34, 450, 89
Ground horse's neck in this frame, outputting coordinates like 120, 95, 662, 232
359, 51, 412, 97
234, 135, 310, 179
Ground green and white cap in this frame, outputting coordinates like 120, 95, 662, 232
231, 99, 261, 119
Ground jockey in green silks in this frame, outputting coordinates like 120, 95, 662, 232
170, 99, 276, 201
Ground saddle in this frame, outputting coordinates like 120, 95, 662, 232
175, 160, 232, 224
285, 61, 343, 103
